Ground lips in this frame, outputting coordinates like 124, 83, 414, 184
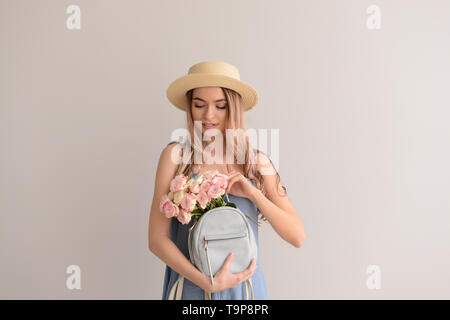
202, 123, 217, 129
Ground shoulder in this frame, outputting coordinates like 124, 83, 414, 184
254, 150, 276, 176
157, 142, 184, 178
163, 141, 183, 159
254, 149, 286, 196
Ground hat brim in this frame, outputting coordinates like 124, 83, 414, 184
166, 73, 258, 112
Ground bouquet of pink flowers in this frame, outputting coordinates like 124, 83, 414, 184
159, 170, 237, 224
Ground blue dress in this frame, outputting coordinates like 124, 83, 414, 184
161, 141, 269, 300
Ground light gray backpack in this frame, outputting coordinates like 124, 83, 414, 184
168, 194, 258, 300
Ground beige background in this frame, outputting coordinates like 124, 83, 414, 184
1, 0, 450, 299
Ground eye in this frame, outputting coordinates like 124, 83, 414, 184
194, 104, 227, 109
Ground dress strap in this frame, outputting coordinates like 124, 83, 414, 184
167, 141, 178, 146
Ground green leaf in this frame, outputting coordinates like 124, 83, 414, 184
226, 202, 237, 208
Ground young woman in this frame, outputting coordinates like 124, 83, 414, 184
148, 61, 306, 299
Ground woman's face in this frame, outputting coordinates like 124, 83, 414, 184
191, 87, 228, 135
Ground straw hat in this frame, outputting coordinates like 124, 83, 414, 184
166, 61, 258, 112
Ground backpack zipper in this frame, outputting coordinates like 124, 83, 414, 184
204, 240, 214, 286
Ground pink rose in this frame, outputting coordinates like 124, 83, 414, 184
177, 208, 192, 224
197, 191, 210, 209
188, 183, 200, 194
207, 183, 222, 199
159, 194, 171, 213
173, 190, 185, 205
203, 170, 219, 180
181, 193, 197, 211
213, 175, 228, 190
170, 174, 187, 193
200, 181, 211, 194
160, 198, 179, 218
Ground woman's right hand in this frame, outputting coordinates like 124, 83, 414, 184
204, 253, 257, 293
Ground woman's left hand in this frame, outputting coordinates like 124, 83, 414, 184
225, 170, 257, 200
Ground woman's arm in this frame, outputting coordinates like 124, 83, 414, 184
249, 152, 306, 248
148, 143, 210, 291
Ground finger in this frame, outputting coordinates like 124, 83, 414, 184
248, 258, 256, 272
223, 252, 234, 269
225, 180, 233, 193
225, 177, 237, 193
241, 261, 255, 278
242, 265, 254, 283
251, 259, 257, 272
243, 259, 256, 279
236, 264, 251, 278
228, 172, 242, 183
248, 261, 257, 277
226, 171, 241, 179
235, 272, 248, 285
231, 172, 245, 181
227, 170, 241, 178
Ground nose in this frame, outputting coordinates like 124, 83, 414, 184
204, 104, 216, 121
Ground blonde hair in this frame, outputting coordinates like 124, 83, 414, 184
174, 87, 287, 222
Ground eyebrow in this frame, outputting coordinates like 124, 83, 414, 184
193, 97, 227, 103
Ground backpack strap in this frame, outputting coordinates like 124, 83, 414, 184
168, 275, 211, 300
168, 274, 255, 300
168, 274, 184, 300
245, 278, 255, 300
224, 192, 260, 226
